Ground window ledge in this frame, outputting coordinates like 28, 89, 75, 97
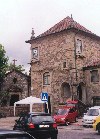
43, 84, 50, 87
31, 59, 39, 63
63, 68, 68, 70
91, 82, 99, 84
76, 54, 85, 59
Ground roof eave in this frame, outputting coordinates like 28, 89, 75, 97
83, 65, 100, 70
25, 27, 100, 44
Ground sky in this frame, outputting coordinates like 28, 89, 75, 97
0, 0, 100, 74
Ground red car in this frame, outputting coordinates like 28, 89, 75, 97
53, 107, 78, 125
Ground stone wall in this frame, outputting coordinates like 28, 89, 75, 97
3, 71, 30, 98
30, 30, 100, 113
0, 104, 44, 117
0, 106, 29, 117
1, 70, 31, 107
84, 67, 100, 104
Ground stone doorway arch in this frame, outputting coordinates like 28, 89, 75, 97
61, 82, 71, 102
7, 85, 23, 106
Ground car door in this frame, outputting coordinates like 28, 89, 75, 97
68, 108, 76, 122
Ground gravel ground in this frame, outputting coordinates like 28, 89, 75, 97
0, 117, 19, 129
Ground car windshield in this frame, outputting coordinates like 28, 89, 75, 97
57, 109, 68, 115
87, 109, 99, 116
31, 115, 54, 124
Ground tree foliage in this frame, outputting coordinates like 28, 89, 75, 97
8, 63, 25, 72
0, 91, 9, 106
0, 44, 8, 91
0, 44, 8, 78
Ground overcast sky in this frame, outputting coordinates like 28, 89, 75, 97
0, 0, 100, 74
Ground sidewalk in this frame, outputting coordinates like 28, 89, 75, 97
0, 117, 18, 129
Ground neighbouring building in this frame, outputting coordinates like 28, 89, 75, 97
1, 69, 31, 107
26, 16, 100, 113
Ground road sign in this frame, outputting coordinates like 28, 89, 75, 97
41, 92, 48, 102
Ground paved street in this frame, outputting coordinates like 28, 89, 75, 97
57, 118, 100, 139
0, 117, 99, 139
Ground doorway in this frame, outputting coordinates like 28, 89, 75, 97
10, 94, 19, 106
61, 82, 71, 102
77, 84, 82, 101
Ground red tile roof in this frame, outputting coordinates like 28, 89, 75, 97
84, 59, 100, 68
37, 16, 94, 38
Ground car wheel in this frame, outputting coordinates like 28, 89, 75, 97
83, 125, 87, 127
97, 125, 100, 134
51, 134, 57, 139
13, 127, 18, 130
65, 120, 69, 126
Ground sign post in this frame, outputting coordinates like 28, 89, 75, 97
41, 92, 48, 102
41, 92, 48, 113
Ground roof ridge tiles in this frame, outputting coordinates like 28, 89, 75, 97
36, 16, 95, 39
25, 16, 100, 43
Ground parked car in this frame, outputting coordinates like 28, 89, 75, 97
59, 100, 89, 117
0, 129, 35, 139
13, 112, 58, 139
53, 107, 78, 125
93, 116, 100, 134
82, 106, 100, 127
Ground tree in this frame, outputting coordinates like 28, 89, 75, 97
0, 44, 8, 91
0, 91, 9, 106
8, 63, 25, 72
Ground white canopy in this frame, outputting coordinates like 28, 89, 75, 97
14, 96, 45, 116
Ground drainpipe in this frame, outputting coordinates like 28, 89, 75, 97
73, 30, 79, 100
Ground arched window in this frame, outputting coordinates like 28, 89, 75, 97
43, 72, 50, 85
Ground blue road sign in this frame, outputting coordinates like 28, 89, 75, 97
41, 92, 48, 102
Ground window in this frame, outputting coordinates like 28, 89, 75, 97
76, 39, 82, 54
13, 77, 17, 84
87, 109, 99, 116
63, 62, 67, 68
91, 70, 99, 83
32, 47, 38, 59
69, 108, 75, 113
43, 72, 50, 85
31, 115, 54, 123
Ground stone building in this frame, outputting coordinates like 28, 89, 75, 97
1, 69, 31, 106
83, 60, 100, 106
26, 16, 100, 113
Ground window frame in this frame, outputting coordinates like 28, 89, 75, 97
90, 70, 99, 83
43, 72, 50, 85
32, 47, 39, 59
63, 61, 67, 69
76, 39, 82, 54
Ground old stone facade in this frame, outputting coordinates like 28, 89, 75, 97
1, 70, 31, 106
26, 16, 100, 113
83, 63, 100, 106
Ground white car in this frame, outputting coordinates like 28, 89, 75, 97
82, 106, 100, 127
